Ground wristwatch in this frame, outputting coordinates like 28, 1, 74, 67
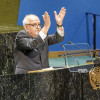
57, 24, 63, 27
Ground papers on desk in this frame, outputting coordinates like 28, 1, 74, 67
42, 67, 65, 70
28, 67, 65, 74
42, 67, 54, 70
28, 67, 56, 73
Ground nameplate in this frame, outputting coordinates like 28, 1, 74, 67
78, 69, 88, 73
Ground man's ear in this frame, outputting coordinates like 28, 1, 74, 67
24, 25, 29, 32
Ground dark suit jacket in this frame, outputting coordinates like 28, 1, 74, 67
14, 30, 64, 74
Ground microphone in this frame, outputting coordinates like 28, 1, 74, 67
61, 44, 79, 66
69, 41, 81, 50
69, 41, 73, 44
68, 42, 94, 64
69, 41, 92, 55
61, 45, 67, 66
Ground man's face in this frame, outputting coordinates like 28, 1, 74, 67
25, 16, 41, 37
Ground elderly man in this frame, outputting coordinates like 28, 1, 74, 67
14, 7, 66, 74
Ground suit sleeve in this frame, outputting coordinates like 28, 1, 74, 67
47, 31, 65, 46
15, 30, 44, 51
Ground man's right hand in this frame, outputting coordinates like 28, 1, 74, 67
42, 11, 51, 35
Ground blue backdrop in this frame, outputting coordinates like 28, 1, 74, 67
17, 0, 100, 51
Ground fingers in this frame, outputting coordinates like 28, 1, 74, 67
54, 11, 57, 17
43, 11, 49, 19
42, 11, 51, 29
61, 7, 66, 12
60, 7, 66, 13
59, 7, 66, 17
42, 15, 44, 19
54, 11, 58, 20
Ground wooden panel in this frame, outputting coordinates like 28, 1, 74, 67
49, 50, 100, 58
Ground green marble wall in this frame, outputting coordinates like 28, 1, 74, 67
0, 68, 100, 100
0, 32, 17, 75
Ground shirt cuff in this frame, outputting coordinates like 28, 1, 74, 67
57, 27, 64, 37
39, 31, 47, 41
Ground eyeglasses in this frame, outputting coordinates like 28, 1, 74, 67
26, 23, 43, 28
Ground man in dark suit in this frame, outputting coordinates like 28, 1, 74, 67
14, 7, 66, 74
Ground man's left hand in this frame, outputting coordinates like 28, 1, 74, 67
54, 7, 66, 26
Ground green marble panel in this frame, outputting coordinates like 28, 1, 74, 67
0, 68, 100, 100
0, 32, 17, 75
0, 69, 83, 100
83, 73, 100, 100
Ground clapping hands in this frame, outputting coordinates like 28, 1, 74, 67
54, 7, 66, 26
42, 7, 66, 34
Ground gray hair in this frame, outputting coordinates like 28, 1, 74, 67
22, 14, 38, 26
23, 18, 29, 26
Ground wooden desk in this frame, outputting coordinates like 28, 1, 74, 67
0, 67, 100, 100
28, 68, 58, 73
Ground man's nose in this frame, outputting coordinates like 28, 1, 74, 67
36, 25, 40, 28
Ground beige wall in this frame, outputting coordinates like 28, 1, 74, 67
0, 0, 20, 24
0, 0, 23, 33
